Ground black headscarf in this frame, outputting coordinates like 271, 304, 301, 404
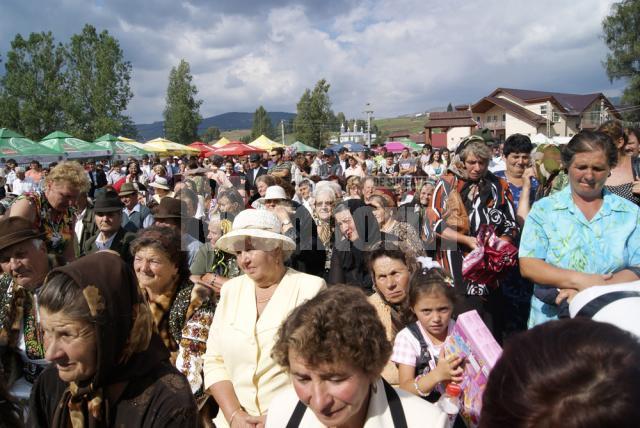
45, 251, 169, 428
332, 199, 381, 291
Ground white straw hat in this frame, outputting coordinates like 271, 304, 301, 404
258, 185, 290, 204
215, 209, 296, 254
148, 176, 170, 190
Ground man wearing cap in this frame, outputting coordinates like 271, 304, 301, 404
86, 160, 108, 199
261, 185, 326, 277
119, 182, 153, 232
317, 149, 343, 179
153, 197, 203, 266
0, 217, 61, 392
267, 147, 292, 180
81, 191, 136, 263
337, 147, 349, 176
245, 153, 268, 196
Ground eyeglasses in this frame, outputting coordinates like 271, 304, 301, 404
315, 201, 334, 207
270, 153, 279, 157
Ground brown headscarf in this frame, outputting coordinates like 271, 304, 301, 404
45, 251, 169, 428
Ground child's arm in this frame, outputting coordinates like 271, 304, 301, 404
398, 363, 442, 397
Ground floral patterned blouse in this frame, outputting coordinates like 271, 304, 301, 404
15, 191, 75, 256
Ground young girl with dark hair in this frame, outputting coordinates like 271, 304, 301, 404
391, 259, 463, 402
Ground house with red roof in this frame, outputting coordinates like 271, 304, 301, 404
424, 88, 620, 149
470, 88, 620, 140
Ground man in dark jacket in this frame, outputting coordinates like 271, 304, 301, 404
244, 153, 268, 196
83, 191, 136, 264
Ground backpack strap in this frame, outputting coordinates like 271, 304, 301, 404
285, 400, 308, 428
406, 323, 432, 376
575, 291, 640, 318
383, 378, 408, 428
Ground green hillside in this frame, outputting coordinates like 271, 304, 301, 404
373, 115, 426, 135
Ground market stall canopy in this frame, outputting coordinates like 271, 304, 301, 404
212, 137, 231, 148
290, 141, 319, 153
118, 136, 151, 151
94, 133, 120, 143
398, 137, 422, 151
189, 141, 217, 157
93, 136, 150, 160
249, 134, 285, 150
0, 128, 62, 164
212, 141, 266, 157
40, 131, 111, 159
330, 141, 366, 152
144, 138, 200, 156
384, 141, 409, 153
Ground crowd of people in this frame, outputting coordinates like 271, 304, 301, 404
0, 121, 639, 427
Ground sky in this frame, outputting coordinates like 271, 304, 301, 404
0, 0, 623, 124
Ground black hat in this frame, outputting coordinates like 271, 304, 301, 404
249, 153, 262, 162
94, 191, 124, 213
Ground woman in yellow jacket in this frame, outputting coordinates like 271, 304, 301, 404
203, 209, 325, 427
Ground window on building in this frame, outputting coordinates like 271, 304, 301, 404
476, 116, 480, 122
486, 115, 492, 122
552, 112, 560, 122
502, 113, 506, 122
493, 115, 498, 122
540, 105, 547, 116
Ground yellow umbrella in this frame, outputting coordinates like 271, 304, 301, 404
249, 134, 285, 150
144, 138, 201, 155
212, 137, 231, 148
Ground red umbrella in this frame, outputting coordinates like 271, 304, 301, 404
189, 141, 217, 157
212, 141, 266, 157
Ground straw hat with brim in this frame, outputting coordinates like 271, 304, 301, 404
153, 197, 188, 219
94, 191, 125, 213
118, 182, 138, 196
0, 217, 45, 252
149, 177, 170, 190
216, 209, 296, 254
258, 185, 290, 204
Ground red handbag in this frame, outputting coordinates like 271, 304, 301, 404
462, 224, 518, 285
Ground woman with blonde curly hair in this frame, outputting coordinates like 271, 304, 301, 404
267, 286, 446, 427
10, 161, 90, 261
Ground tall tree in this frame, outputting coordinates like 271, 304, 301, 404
201, 126, 221, 143
603, 0, 640, 122
447, 102, 453, 112
163, 59, 203, 144
0, 32, 66, 139
335, 111, 346, 130
294, 79, 334, 148
64, 24, 134, 140
251, 106, 275, 139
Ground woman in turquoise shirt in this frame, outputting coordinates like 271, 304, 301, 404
520, 131, 640, 327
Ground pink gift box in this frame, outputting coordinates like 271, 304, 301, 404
444, 310, 502, 428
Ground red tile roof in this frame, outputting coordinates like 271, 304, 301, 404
388, 130, 411, 138
424, 111, 476, 128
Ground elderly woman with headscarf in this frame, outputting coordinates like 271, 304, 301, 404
429, 137, 518, 339
266, 286, 446, 427
10, 161, 90, 262
328, 199, 381, 293
203, 209, 326, 428
29, 251, 198, 427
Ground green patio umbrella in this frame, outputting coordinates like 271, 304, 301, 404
40, 131, 111, 159
290, 141, 319, 152
94, 133, 149, 160
398, 137, 422, 151
0, 128, 62, 164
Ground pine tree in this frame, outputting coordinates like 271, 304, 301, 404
603, 0, 640, 122
251, 106, 275, 139
163, 59, 203, 144
294, 79, 334, 148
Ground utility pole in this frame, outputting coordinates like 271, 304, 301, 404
364, 103, 374, 148
281, 120, 286, 145
600, 98, 605, 125
546, 100, 551, 137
